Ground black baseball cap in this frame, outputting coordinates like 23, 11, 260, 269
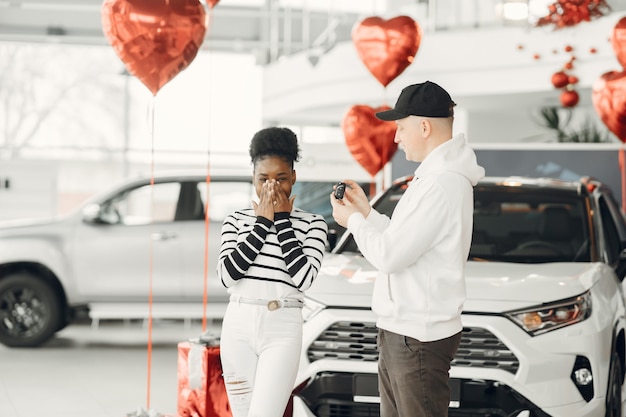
375, 81, 456, 121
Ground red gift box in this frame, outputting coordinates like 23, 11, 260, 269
177, 341, 232, 417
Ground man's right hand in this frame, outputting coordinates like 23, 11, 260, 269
330, 179, 371, 227
342, 180, 371, 217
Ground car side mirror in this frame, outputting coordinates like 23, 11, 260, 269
81, 203, 120, 225
81, 203, 102, 223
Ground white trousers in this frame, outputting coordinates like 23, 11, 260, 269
220, 301, 303, 417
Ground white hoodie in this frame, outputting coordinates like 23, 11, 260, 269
347, 133, 485, 342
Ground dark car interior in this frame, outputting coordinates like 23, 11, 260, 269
336, 181, 592, 264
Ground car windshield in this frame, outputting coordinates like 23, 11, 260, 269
336, 181, 591, 264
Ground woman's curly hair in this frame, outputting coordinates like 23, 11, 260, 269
249, 127, 301, 167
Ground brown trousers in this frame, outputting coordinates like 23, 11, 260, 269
377, 328, 462, 417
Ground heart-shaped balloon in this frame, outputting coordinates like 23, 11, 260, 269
612, 16, 626, 70
102, 0, 207, 96
592, 70, 626, 142
352, 16, 421, 88
342, 105, 398, 176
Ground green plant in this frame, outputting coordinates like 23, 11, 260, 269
536, 106, 614, 143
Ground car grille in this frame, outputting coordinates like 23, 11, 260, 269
314, 403, 516, 417
307, 322, 519, 374
308, 321, 379, 362
315, 402, 379, 417
296, 372, 549, 417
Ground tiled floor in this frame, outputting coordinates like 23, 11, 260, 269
0, 319, 222, 417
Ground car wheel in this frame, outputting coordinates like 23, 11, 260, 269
0, 272, 62, 347
605, 351, 623, 417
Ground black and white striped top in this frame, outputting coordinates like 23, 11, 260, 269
217, 208, 328, 300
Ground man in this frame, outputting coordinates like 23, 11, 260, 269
330, 81, 485, 417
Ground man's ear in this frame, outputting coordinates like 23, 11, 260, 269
292, 169, 297, 185
422, 119, 431, 137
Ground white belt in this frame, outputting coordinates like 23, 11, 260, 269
229, 296, 304, 311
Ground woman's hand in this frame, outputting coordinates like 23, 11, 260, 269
252, 180, 294, 219
273, 181, 295, 213
253, 180, 276, 219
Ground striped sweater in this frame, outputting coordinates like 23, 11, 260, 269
217, 208, 328, 300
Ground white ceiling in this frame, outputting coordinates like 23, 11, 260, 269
4, 1, 624, 61
0, 0, 363, 62
1, 0, 624, 134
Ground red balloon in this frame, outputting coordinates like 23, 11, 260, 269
551, 71, 569, 88
560, 89, 579, 107
342, 105, 398, 176
592, 71, 626, 142
102, 0, 207, 96
612, 16, 626, 70
352, 16, 421, 88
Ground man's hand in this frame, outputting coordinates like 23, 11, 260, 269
330, 179, 371, 227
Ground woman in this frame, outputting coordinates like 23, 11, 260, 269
217, 126, 328, 417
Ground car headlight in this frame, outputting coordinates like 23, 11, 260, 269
302, 297, 326, 322
505, 291, 591, 336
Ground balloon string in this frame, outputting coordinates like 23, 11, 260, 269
383, 86, 389, 107
146, 95, 156, 410
382, 103, 386, 186
382, 164, 386, 191
202, 7, 215, 333
619, 146, 626, 213
381, 86, 391, 190
203, 170, 210, 332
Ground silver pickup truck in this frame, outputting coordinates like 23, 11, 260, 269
0, 172, 259, 347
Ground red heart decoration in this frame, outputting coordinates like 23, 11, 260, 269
551, 71, 569, 89
352, 16, 421, 88
612, 16, 626, 70
534, 0, 610, 30
102, 0, 207, 96
342, 105, 398, 176
592, 70, 626, 142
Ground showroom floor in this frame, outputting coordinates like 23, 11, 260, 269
0, 318, 223, 417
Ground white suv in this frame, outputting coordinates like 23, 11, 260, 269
290, 176, 626, 417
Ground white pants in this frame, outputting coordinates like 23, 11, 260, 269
220, 301, 303, 417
